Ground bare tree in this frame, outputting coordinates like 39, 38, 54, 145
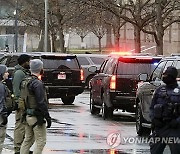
141, 0, 180, 55
90, 11, 107, 53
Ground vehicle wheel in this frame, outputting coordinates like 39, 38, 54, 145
102, 94, 113, 120
136, 103, 151, 136
61, 96, 75, 105
90, 90, 100, 114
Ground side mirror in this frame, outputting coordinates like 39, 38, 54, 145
139, 73, 148, 81
88, 66, 97, 73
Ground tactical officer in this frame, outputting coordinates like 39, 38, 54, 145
149, 66, 180, 154
12, 54, 32, 154
0, 65, 10, 153
20, 59, 51, 154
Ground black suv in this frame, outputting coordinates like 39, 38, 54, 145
135, 56, 180, 136
89, 54, 162, 119
0, 52, 85, 104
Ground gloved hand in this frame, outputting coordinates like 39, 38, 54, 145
152, 118, 164, 128
2, 115, 8, 125
169, 119, 178, 128
45, 116, 52, 128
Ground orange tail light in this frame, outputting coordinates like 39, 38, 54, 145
110, 75, 116, 90
80, 69, 84, 81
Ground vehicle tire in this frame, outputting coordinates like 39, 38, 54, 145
61, 96, 75, 105
102, 93, 113, 120
90, 90, 100, 114
136, 103, 151, 136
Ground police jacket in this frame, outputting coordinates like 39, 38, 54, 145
150, 82, 180, 124
13, 64, 30, 101
27, 75, 50, 118
0, 81, 8, 117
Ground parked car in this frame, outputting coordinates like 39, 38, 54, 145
0, 52, 85, 104
135, 55, 180, 136
89, 54, 162, 119
76, 53, 109, 88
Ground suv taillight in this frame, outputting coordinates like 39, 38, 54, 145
110, 75, 116, 90
80, 69, 84, 81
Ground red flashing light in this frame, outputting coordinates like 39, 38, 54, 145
110, 75, 116, 90
80, 69, 84, 81
110, 51, 132, 56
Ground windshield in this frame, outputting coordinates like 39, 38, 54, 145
41, 57, 79, 69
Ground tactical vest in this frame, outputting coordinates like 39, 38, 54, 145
4, 84, 15, 111
19, 76, 37, 110
154, 85, 180, 120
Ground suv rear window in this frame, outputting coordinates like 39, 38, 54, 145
41, 56, 79, 69
117, 62, 151, 75
116, 57, 161, 75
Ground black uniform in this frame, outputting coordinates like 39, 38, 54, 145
149, 66, 180, 154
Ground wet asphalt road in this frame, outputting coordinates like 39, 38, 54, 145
3, 90, 170, 154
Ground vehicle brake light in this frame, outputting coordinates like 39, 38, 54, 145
80, 69, 84, 81
110, 75, 116, 90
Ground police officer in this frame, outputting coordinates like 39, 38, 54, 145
0, 65, 10, 153
20, 59, 51, 154
12, 54, 32, 154
150, 66, 180, 154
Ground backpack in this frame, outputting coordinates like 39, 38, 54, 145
19, 76, 36, 110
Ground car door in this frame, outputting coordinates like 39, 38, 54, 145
91, 58, 110, 104
141, 61, 166, 121
143, 60, 175, 121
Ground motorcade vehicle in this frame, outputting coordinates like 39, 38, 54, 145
89, 54, 162, 119
0, 52, 85, 104
136, 55, 180, 136
76, 53, 108, 88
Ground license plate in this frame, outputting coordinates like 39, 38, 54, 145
58, 72, 66, 79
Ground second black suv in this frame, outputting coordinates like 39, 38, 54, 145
135, 56, 180, 136
76, 53, 108, 88
89, 54, 162, 119
0, 52, 85, 104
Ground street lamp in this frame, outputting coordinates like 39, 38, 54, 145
14, 0, 18, 52
44, 0, 48, 52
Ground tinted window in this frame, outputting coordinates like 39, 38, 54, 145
103, 58, 116, 74
117, 62, 151, 75
77, 57, 90, 65
90, 57, 105, 65
99, 59, 108, 73
42, 57, 79, 69
151, 61, 166, 81
162, 61, 174, 74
